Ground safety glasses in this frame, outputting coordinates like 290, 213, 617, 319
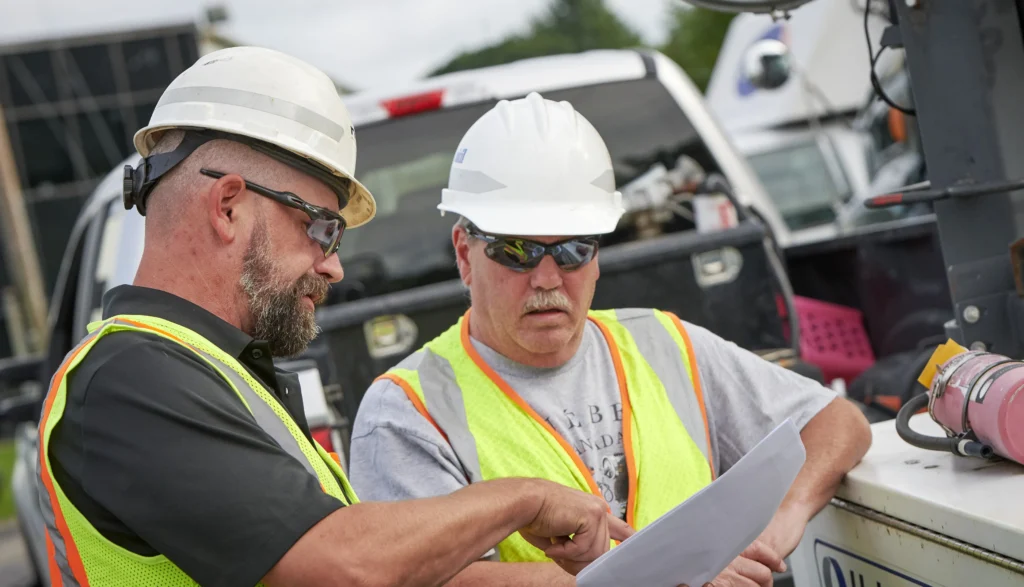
466, 225, 600, 273
200, 169, 346, 257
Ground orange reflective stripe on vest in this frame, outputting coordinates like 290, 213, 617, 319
665, 310, 714, 478
587, 316, 641, 526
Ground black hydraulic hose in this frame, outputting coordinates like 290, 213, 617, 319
896, 394, 955, 452
896, 393, 994, 458
700, 174, 802, 356
764, 235, 802, 357
701, 174, 751, 223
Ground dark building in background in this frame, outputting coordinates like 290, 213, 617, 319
0, 23, 199, 357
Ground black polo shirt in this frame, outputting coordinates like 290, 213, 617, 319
48, 285, 345, 587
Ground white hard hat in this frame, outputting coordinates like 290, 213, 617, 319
439, 92, 624, 236
128, 46, 375, 228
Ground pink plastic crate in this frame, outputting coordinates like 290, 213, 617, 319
790, 296, 876, 383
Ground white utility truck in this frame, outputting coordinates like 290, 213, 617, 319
705, 0, 927, 238
691, 0, 1024, 584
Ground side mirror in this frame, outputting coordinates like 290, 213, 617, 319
742, 38, 793, 90
0, 354, 44, 429
0, 354, 44, 390
683, 0, 814, 13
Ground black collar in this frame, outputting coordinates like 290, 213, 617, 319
101, 285, 254, 359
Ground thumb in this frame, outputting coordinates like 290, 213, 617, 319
608, 515, 635, 542
519, 530, 568, 553
742, 540, 786, 573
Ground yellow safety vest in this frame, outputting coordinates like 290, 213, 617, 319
379, 308, 715, 562
38, 314, 359, 587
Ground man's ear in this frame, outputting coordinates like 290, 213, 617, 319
452, 224, 473, 287
206, 173, 248, 245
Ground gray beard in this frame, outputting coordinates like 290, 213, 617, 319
240, 229, 327, 358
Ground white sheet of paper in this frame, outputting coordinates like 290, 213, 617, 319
576, 418, 807, 587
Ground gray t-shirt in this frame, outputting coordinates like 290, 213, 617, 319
349, 317, 836, 520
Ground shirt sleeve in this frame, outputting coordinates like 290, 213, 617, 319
49, 335, 344, 587
347, 379, 508, 562
684, 321, 838, 475
349, 378, 471, 501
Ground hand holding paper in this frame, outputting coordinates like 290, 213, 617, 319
707, 540, 785, 587
576, 419, 807, 587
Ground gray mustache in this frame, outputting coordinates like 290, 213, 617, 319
523, 289, 572, 314
296, 274, 329, 305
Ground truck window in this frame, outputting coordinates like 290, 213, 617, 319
43, 207, 97, 380
74, 198, 145, 335
340, 77, 718, 300
84, 200, 127, 326
745, 140, 842, 231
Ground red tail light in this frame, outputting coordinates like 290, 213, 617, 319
311, 426, 335, 452
775, 293, 791, 343
381, 89, 445, 118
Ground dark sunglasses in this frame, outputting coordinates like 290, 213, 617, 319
200, 169, 346, 257
466, 225, 599, 273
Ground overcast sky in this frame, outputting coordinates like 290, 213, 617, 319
1, 0, 682, 90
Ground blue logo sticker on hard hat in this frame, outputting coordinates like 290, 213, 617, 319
737, 23, 789, 98
455, 148, 468, 164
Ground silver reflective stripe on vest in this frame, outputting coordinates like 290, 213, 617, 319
38, 474, 79, 585
39, 330, 102, 587
187, 345, 320, 480
409, 350, 486, 484
613, 309, 711, 462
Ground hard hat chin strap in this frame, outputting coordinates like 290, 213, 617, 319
123, 129, 352, 217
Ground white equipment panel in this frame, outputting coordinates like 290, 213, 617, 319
790, 414, 1024, 586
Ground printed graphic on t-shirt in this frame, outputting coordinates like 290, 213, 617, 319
596, 453, 629, 518
544, 400, 629, 519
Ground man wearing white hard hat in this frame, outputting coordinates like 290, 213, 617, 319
351, 92, 873, 586
38, 51, 632, 587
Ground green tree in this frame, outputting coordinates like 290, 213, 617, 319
430, 0, 642, 76
659, 5, 735, 92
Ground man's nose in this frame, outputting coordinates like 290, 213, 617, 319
314, 252, 345, 283
529, 255, 563, 290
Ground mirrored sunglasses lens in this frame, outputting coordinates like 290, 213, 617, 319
500, 239, 529, 263
484, 239, 535, 270
553, 240, 597, 270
